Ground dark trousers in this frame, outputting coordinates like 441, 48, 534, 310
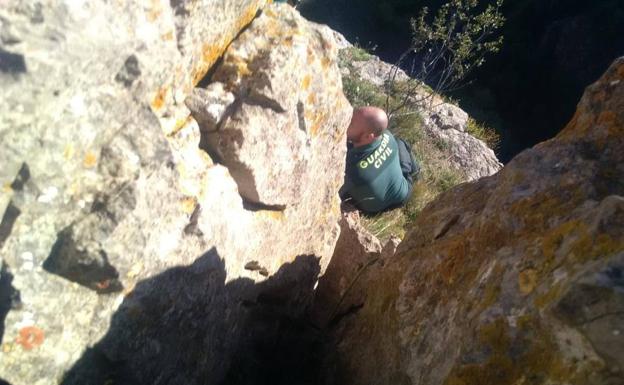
396, 138, 420, 185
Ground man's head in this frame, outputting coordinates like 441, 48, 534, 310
347, 106, 388, 147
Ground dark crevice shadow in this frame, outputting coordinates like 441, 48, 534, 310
0, 202, 20, 250
0, 263, 21, 345
10, 163, 30, 191
61, 248, 334, 385
242, 200, 286, 212
0, 48, 26, 74
43, 226, 123, 294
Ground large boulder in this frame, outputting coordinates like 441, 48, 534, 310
0, 2, 351, 384
186, 5, 350, 207
320, 58, 624, 384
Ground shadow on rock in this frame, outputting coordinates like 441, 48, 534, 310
0, 263, 21, 345
61, 248, 331, 385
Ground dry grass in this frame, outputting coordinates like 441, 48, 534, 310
466, 117, 501, 151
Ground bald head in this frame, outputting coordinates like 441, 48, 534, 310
347, 106, 388, 147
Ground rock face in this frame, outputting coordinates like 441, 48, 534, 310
186, 5, 349, 207
320, 58, 624, 384
310, 209, 397, 328
0, 2, 351, 384
342, 46, 502, 182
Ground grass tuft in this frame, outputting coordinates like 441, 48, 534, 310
466, 117, 501, 151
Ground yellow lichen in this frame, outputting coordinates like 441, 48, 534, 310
518, 268, 538, 295
63, 144, 75, 160
190, 2, 261, 86
255, 210, 285, 221
161, 30, 174, 41
146, 0, 162, 22
181, 197, 197, 214
167, 114, 194, 137
444, 316, 592, 385
83, 151, 97, 168
301, 75, 311, 90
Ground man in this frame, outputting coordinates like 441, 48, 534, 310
339, 106, 419, 214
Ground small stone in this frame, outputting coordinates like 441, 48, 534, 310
37, 186, 58, 203
69, 95, 86, 116
21, 251, 34, 261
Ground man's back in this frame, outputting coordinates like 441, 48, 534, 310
342, 130, 410, 213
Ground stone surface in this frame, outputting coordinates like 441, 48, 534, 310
422, 102, 503, 182
311, 209, 383, 328
0, 2, 350, 384
341, 39, 503, 182
187, 5, 351, 206
320, 58, 624, 385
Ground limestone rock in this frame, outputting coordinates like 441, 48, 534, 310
311, 209, 383, 327
0, 2, 350, 384
187, 5, 351, 207
321, 58, 624, 385
422, 103, 503, 182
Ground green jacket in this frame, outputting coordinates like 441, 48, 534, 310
341, 130, 410, 213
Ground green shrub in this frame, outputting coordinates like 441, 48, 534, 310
342, 76, 387, 109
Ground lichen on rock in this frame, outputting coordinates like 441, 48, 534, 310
0, 2, 350, 384
320, 58, 624, 385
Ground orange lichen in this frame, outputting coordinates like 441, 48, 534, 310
181, 197, 197, 214
301, 75, 311, 90
321, 57, 331, 69
15, 326, 44, 350
83, 151, 97, 168
151, 87, 168, 111
597, 110, 616, 125
161, 31, 174, 41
